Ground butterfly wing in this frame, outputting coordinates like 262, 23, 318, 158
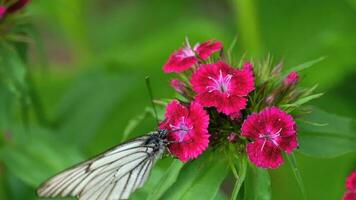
36, 135, 164, 200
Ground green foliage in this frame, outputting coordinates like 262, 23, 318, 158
244, 165, 271, 200
146, 160, 185, 200
298, 108, 356, 158
161, 152, 229, 200
0, 0, 355, 200
0, 125, 84, 187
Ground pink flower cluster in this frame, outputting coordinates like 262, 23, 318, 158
160, 39, 299, 168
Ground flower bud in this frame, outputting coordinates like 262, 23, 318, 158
283, 71, 299, 87
170, 79, 186, 94
227, 133, 238, 143
265, 95, 275, 106
271, 61, 283, 76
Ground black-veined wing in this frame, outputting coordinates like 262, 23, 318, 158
36, 134, 165, 200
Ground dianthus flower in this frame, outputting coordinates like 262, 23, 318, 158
191, 61, 254, 116
160, 100, 210, 162
163, 40, 222, 73
241, 107, 298, 168
344, 171, 356, 200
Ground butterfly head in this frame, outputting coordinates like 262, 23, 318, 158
157, 129, 169, 139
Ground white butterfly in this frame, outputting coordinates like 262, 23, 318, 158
36, 130, 169, 200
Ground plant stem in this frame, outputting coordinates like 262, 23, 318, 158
232, 0, 263, 57
231, 156, 247, 200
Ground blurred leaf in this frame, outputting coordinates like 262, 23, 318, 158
0, 125, 83, 187
146, 160, 184, 200
162, 152, 229, 200
0, 42, 27, 96
232, 0, 263, 56
298, 107, 356, 157
214, 191, 228, 200
121, 107, 155, 142
245, 166, 271, 200
56, 71, 136, 147
286, 153, 307, 200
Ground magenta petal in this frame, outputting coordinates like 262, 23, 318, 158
196, 40, 223, 59
217, 95, 247, 115
278, 134, 298, 153
346, 171, 356, 191
246, 140, 284, 169
241, 113, 263, 140
344, 191, 356, 200
163, 48, 198, 73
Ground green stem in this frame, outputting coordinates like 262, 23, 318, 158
287, 153, 307, 200
231, 156, 247, 200
232, 0, 263, 56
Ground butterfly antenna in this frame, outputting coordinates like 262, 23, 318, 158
145, 76, 159, 126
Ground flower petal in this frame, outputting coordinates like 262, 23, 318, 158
246, 140, 284, 169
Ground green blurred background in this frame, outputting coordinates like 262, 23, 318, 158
1, 0, 356, 199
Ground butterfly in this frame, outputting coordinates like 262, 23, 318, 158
36, 129, 170, 200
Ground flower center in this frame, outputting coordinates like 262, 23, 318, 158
206, 70, 232, 94
259, 128, 282, 151
170, 117, 192, 142
178, 46, 195, 58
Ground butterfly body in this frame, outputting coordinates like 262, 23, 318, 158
37, 129, 169, 200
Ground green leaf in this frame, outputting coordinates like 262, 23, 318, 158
286, 153, 307, 200
244, 165, 271, 200
56, 71, 136, 147
146, 160, 184, 200
281, 93, 323, 108
298, 107, 356, 157
283, 57, 325, 76
0, 125, 84, 187
162, 152, 229, 200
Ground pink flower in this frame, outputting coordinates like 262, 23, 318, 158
0, 6, 6, 19
160, 100, 210, 162
163, 40, 222, 73
283, 71, 299, 87
191, 61, 254, 115
344, 171, 356, 200
170, 79, 186, 94
241, 107, 298, 168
